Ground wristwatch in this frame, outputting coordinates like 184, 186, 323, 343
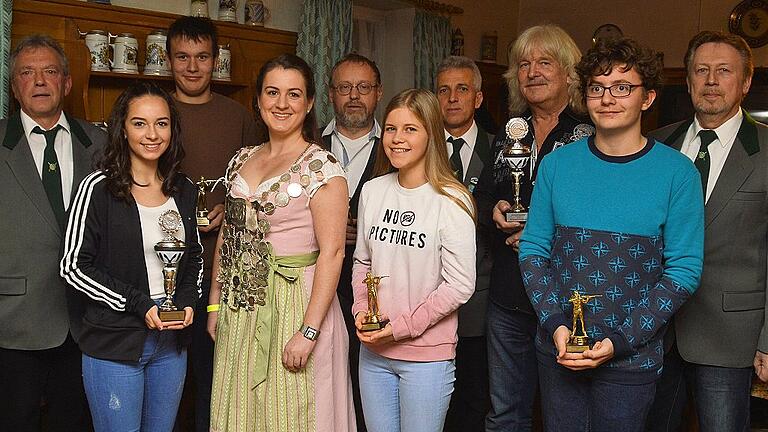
300, 324, 320, 341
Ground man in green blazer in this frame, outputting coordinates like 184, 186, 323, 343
0, 35, 106, 431
647, 31, 768, 432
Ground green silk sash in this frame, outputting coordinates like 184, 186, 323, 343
250, 248, 319, 389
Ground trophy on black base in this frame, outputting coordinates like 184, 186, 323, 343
195, 176, 225, 227
360, 272, 389, 332
502, 118, 532, 223
155, 209, 186, 322
566, 290, 602, 353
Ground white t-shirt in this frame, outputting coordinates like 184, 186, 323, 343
137, 197, 184, 299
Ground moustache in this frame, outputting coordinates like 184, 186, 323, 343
524, 80, 548, 86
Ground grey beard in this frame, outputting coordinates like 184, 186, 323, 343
335, 110, 373, 130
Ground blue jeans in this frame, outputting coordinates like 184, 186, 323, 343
646, 343, 753, 432
359, 345, 455, 432
485, 301, 539, 432
83, 330, 187, 432
538, 359, 656, 432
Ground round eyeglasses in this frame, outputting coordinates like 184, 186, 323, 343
585, 83, 644, 98
331, 81, 378, 96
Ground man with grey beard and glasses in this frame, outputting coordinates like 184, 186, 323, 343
321, 52, 384, 432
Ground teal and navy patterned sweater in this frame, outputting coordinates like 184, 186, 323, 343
519, 136, 704, 383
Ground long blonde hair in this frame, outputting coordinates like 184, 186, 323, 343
373, 88, 476, 222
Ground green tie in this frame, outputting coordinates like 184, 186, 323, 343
448, 136, 465, 181
695, 129, 717, 199
32, 125, 66, 228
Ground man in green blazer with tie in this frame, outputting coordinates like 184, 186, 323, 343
647, 31, 768, 432
0, 35, 106, 431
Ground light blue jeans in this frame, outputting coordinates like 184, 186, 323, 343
359, 345, 455, 432
82, 330, 187, 432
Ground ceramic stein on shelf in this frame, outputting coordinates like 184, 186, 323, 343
244, 0, 270, 26
218, 0, 237, 22
84, 30, 110, 72
213, 44, 231, 81
110, 33, 139, 74
190, 0, 209, 17
144, 30, 171, 76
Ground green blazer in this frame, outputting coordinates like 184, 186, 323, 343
0, 112, 106, 350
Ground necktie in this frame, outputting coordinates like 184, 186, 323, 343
695, 129, 717, 199
32, 125, 65, 227
448, 137, 465, 181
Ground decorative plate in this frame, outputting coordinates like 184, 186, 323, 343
729, 0, 768, 48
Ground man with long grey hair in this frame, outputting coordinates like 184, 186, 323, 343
473, 24, 593, 431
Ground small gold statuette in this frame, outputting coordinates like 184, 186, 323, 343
566, 290, 602, 353
155, 210, 187, 322
502, 118, 532, 223
195, 176, 224, 227
360, 272, 389, 332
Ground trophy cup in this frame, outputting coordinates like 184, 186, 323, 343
502, 118, 532, 223
360, 272, 389, 331
155, 210, 187, 321
196, 176, 225, 227
566, 290, 602, 353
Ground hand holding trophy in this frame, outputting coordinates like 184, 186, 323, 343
155, 209, 187, 321
501, 118, 532, 223
195, 176, 226, 227
360, 272, 389, 331
566, 290, 602, 353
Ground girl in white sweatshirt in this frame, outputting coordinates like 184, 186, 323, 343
352, 88, 477, 432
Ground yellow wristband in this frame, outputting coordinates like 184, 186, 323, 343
207, 304, 220, 313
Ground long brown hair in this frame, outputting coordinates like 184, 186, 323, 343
99, 82, 184, 201
374, 88, 476, 222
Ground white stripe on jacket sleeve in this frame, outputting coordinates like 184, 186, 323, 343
60, 171, 126, 311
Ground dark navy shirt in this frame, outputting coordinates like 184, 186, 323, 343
474, 107, 594, 314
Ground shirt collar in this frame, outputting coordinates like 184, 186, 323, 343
322, 118, 381, 141
444, 120, 478, 152
20, 110, 70, 139
692, 109, 742, 148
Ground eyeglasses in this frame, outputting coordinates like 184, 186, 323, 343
331, 81, 378, 95
585, 83, 644, 99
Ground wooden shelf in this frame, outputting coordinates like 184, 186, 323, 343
89, 70, 250, 88
11, 0, 296, 122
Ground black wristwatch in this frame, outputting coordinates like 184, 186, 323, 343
300, 324, 320, 341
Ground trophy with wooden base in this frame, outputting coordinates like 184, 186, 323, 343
566, 290, 602, 353
502, 118, 532, 223
360, 272, 389, 331
155, 210, 186, 321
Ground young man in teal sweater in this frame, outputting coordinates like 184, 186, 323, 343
518, 38, 704, 432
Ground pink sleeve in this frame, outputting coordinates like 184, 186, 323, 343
389, 201, 477, 341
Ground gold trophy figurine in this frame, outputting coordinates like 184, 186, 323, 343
566, 290, 602, 353
360, 272, 389, 331
195, 176, 225, 227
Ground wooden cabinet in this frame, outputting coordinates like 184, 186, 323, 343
11, 0, 297, 122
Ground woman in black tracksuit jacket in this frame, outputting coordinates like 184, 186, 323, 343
60, 82, 202, 432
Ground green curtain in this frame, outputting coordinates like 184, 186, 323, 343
296, 0, 352, 127
413, 9, 451, 90
0, 0, 12, 119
